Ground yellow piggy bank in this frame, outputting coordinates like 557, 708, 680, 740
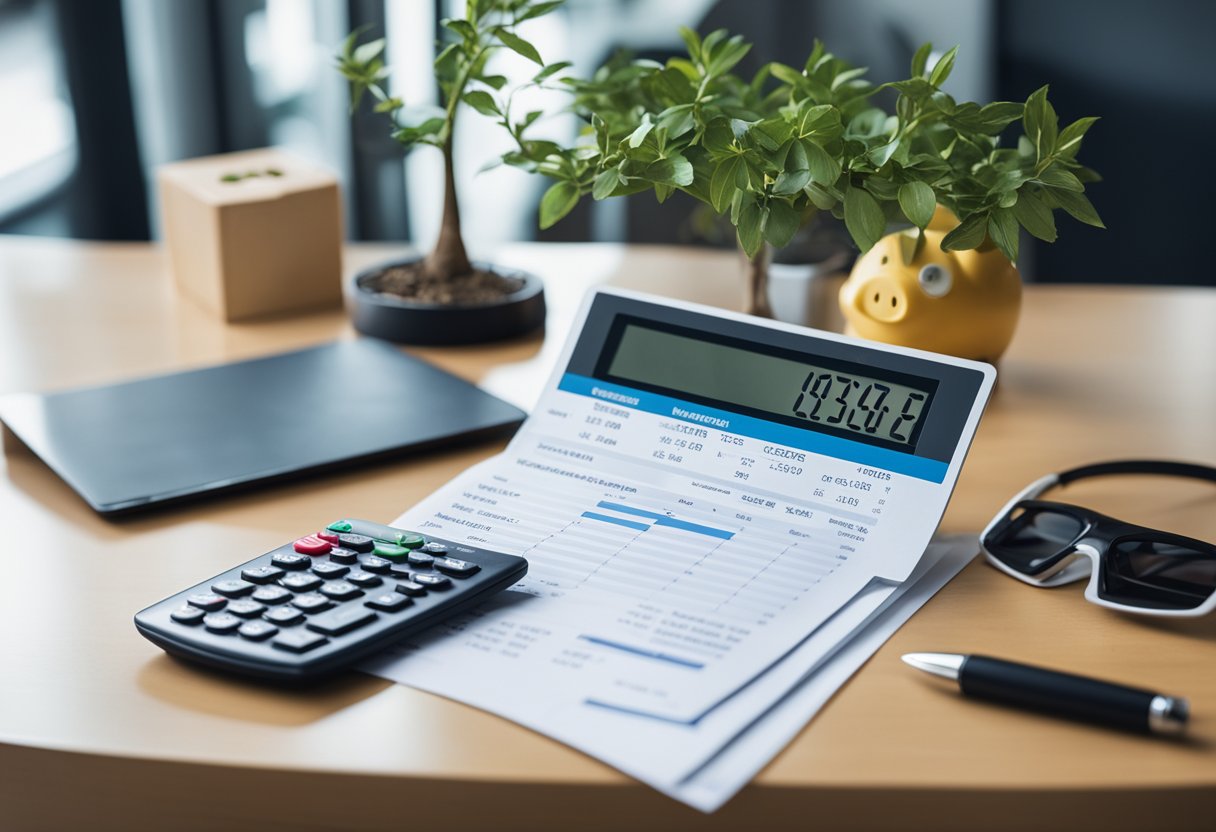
838, 213, 1021, 363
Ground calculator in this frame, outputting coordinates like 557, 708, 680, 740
134, 519, 528, 681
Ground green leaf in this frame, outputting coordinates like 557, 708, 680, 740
442, 19, 476, 43
911, 42, 933, 78
627, 114, 654, 148
802, 139, 841, 185
752, 118, 793, 151
736, 197, 764, 258
539, 180, 579, 229
804, 182, 837, 211
898, 181, 936, 228
773, 169, 811, 195
764, 200, 801, 249
497, 29, 543, 65
1012, 189, 1057, 242
703, 118, 735, 155
899, 229, 926, 265
533, 60, 572, 83
987, 207, 1019, 263
352, 38, 386, 65
1036, 165, 1084, 192
478, 74, 509, 90
592, 168, 620, 200
843, 186, 885, 252
769, 62, 806, 87
678, 26, 702, 62
1057, 116, 1099, 158
1023, 85, 1058, 161
516, 1, 565, 23
710, 157, 741, 213
928, 45, 958, 87
708, 38, 751, 77
830, 66, 869, 91
867, 138, 900, 168
373, 97, 403, 113
461, 90, 500, 117
656, 104, 695, 138
940, 212, 989, 251
645, 154, 694, 186
1050, 188, 1105, 228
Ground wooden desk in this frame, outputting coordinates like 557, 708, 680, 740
1, 235, 1213, 831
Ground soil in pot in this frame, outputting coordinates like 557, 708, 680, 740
366, 262, 524, 305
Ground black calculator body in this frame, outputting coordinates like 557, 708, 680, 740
135, 519, 527, 681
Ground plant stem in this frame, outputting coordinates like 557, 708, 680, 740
744, 244, 774, 318
423, 138, 473, 281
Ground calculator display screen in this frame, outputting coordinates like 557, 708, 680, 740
603, 321, 937, 451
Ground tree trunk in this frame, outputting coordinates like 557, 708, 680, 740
744, 244, 774, 318
422, 141, 472, 282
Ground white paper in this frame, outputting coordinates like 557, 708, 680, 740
360, 288, 992, 810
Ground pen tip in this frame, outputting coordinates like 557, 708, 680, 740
901, 652, 964, 680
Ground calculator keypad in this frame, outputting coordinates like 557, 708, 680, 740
135, 519, 528, 680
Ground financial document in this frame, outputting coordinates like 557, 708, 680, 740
362, 289, 994, 809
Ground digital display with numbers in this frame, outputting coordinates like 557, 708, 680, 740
603, 322, 936, 451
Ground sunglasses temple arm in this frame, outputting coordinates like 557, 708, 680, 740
979, 473, 1061, 543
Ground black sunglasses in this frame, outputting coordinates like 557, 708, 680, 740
981, 460, 1216, 616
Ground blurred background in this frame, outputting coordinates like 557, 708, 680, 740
1, 0, 1212, 284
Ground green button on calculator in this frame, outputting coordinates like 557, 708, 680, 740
327, 520, 353, 533
396, 533, 426, 549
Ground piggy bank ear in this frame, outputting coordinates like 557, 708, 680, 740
917, 262, 953, 297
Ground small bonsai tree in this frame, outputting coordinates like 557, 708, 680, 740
336, 0, 570, 298
493, 31, 1102, 315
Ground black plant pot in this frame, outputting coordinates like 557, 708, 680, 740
349, 259, 546, 346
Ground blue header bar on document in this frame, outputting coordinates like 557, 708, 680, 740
557, 373, 948, 483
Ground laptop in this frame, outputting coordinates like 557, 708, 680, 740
0, 339, 525, 517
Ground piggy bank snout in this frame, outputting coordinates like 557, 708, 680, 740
854, 277, 908, 323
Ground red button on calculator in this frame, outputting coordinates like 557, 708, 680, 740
293, 535, 332, 555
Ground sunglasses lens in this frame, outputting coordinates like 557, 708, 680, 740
986, 507, 1085, 575
1101, 537, 1216, 610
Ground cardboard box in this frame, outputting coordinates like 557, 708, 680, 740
158, 148, 343, 321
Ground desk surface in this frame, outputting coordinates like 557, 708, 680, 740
1, 235, 1214, 831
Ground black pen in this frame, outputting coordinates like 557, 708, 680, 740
902, 652, 1189, 736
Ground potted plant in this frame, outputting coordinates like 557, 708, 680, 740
496, 30, 1102, 360
335, 0, 570, 345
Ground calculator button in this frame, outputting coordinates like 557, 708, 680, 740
366, 592, 412, 612
373, 542, 409, 559
281, 573, 323, 593
203, 613, 241, 634
312, 561, 349, 579
264, 606, 305, 626
346, 570, 383, 588
327, 547, 359, 564
273, 552, 313, 569
326, 520, 353, 533
306, 606, 377, 636
396, 533, 426, 549
292, 593, 332, 613
293, 535, 332, 556
242, 565, 285, 584
252, 585, 293, 605
406, 551, 434, 567
211, 579, 255, 597
170, 606, 205, 625
273, 630, 328, 653
317, 530, 341, 544
359, 555, 392, 574
187, 593, 227, 611
238, 620, 278, 641
319, 581, 362, 601
395, 580, 427, 597
337, 533, 374, 553
433, 557, 479, 577
227, 600, 266, 618
410, 573, 452, 589
387, 564, 414, 580
420, 542, 448, 555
